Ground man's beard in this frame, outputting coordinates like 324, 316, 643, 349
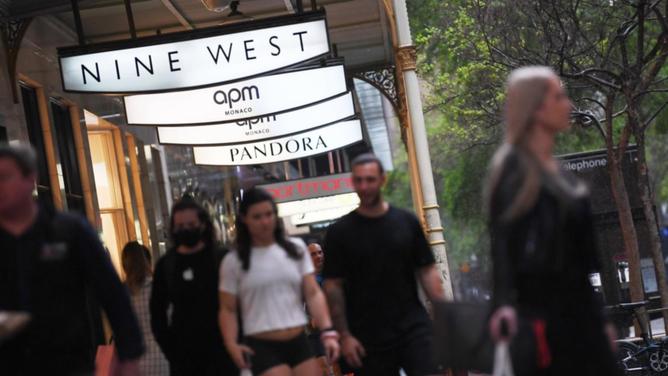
360, 192, 382, 208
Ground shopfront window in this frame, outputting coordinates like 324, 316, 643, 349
86, 110, 133, 273
20, 85, 54, 211
50, 101, 85, 215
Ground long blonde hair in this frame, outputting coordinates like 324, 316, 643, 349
486, 66, 559, 221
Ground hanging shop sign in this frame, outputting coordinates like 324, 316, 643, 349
193, 119, 362, 166
277, 192, 360, 225
58, 12, 330, 93
124, 64, 347, 125
258, 172, 354, 203
156, 92, 355, 145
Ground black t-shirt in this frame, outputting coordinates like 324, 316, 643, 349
151, 246, 227, 360
323, 206, 435, 348
0, 209, 144, 374
171, 250, 220, 342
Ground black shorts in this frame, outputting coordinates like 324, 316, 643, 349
340, 329, 438, 376
245, 332, 315, 375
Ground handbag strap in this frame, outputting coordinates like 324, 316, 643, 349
493, 342, 515, 376
532, 319, 552, 369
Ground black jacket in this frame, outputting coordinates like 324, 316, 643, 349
0, 209, 144, 374
149, 246, 230, 362
490, 151, 601, 314
489, 150, 619, 374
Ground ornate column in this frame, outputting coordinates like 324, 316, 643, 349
1, 18, 32, 104
390, 0, 454, 300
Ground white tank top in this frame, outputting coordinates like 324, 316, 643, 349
219, 238, 314, 335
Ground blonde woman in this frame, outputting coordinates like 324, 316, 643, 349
486, 66, 620, 375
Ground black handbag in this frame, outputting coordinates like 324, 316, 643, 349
432, 301, 548, 374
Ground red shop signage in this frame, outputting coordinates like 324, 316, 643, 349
257, 173, 354, 203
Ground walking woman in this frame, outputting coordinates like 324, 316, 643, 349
150, 198, 237, 375
121, 241, 169, 375
486, 66, 620, 375
219, 188, 340, 376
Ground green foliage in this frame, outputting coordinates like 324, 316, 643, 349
398, 0, 668, 292
383, 148, 413, 211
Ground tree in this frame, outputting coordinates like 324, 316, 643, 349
406, 1, 668, 320
468, 0, 668, 332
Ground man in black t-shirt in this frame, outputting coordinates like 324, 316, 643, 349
0, 144, 144, 375
323, 153, 446, 376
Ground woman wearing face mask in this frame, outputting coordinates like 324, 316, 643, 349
219, 188, 340, 376
150, 198, 237, 376
486, 67, 620, 375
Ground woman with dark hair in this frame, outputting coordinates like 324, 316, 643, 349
486, 66, 620, 375
121, 241, 169, 375
150, 198, 237, 376
219, 188, 340, 376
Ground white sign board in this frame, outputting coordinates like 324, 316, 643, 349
124, 65, 347, 125
156, 92, 355, 145
59, 16, 329, 93
277, 192, 359, 225
193, 119, 362, 166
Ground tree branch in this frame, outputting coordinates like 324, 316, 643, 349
642, 100, 668, 130
634, 88, 668, 99
651, 0, 668, 32
571, 111, 607, 139
637, 0, 646, 73
561, 68, 622, 90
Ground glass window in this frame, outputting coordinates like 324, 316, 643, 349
87, 115, 129, 274
88, 131, 124, 209
51, 101, 85, 215
20, 85, 54, 211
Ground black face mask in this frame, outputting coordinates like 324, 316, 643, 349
173, 227, 203, 247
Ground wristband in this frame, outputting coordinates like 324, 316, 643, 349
320, 330, 340, 341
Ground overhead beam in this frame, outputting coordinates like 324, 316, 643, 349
70, 0, 85, 45
159, 0, 194, 30
283, 0, 295, 13
4, 0, 153, 21
87, 16, 384, 42
123, 0, 137, 39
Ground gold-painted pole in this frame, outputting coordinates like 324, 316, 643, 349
112, 128, 137, 240
126, 134, 151, 247
381, 0, 426, 226
387, 0, 454, 300
68, 105, 97, 227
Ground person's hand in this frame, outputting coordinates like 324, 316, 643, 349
489, 305, 518, 342
322, 336, 340, 363
113, 359, 141, 376
341, 333, 366, 368
226, 343, 254, 369
605, 322, 618, 353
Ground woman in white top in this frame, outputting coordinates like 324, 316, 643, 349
219, 188, 340, 376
